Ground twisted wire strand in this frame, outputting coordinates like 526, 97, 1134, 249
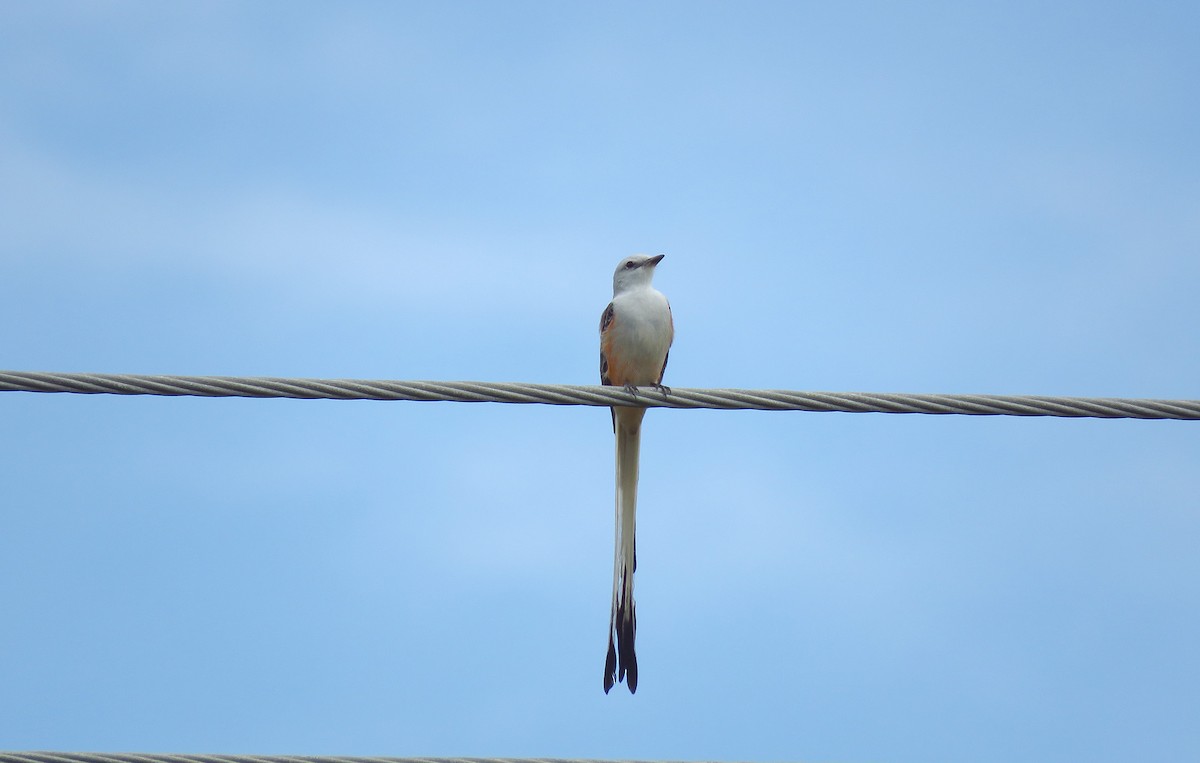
2, 370, 1197, 420
0, 754, 662, 763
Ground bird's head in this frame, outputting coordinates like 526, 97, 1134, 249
612, 253, 665, 294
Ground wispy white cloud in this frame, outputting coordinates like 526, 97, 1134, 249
0, 128, 605, 319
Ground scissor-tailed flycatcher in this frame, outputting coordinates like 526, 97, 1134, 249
599, 253, 674, 694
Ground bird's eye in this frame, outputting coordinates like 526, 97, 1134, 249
624, 261, 637, 269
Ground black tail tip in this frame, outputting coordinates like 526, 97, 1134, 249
604, 640, 638, 694
604, 638, 617, 693
621, 657, 638, 694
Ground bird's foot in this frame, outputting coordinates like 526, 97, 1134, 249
649, 383, 671, 395
622, 383, 639, 396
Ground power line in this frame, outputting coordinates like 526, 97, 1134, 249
0, 754, 612, 763
1, 370, 1196, 420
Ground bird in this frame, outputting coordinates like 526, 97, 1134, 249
598, 253, 674, 694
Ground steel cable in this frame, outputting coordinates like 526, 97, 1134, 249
1, 370, 1197, 419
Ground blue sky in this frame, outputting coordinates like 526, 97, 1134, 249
2, 2, 1198, 762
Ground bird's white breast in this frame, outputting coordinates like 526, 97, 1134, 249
610, 287, 672, 384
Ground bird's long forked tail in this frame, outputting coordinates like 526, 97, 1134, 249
604, 406, 644, 694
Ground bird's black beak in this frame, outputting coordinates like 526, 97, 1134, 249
646, 254, 665, 267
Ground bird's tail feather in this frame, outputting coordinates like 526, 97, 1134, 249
604, 406, 643, 694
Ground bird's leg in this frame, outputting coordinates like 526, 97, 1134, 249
649, 383, 671, 395
622, 383, 639, 396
